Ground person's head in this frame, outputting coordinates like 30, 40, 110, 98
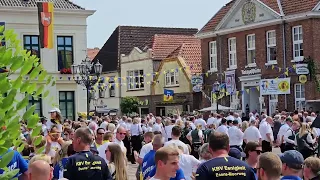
152, 134, 165, 151
49, 125, 61, 142
72, 128, 94, 152
279, 150, 304, 176
303, 157, 320, 180
29, 154, 52, 165
49, 108, 61, 121
28, 160, 53, 180
257, 152, 282, 180
285, 117, 293, 126
105, 143, 125, 163
154, 146, 180, 179
244, 141, 262, 162
107, 123, 116, 133
266, 116, 273, 124
143, 132, 154, 143
156, 117, 162, 124
171, 126, 181, 138
116, 126, 126, 141
63, 127, 74, 141
103, 132, 114, 142
232, 120, 239, 127
52, 142, 75, 166
96, 128, 105, 141
220, 118, 227, 125
208, 132, 229, 156
291, 121, 300, 131
198, 143, 212, 161
228, 148, 242, 159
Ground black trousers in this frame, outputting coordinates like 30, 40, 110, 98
262, 140, 272, 153
131, 135, 142, 163
191, 142, 202, 159
301, 148, 314, 159
123, 136, 131, 160
280, 143, 286, 153
284, 143, 296, 152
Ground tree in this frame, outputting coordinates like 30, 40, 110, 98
0, 26, 53, 179
120, 96, 140, 115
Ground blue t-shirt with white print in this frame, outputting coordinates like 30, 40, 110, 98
0, 150, 28, 178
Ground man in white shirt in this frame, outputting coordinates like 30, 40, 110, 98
135, 132, 154, 180
234, 113, 242, 124
284, 121, 300, 151
259, 116, 274, 152
213, 114, 222, 129
206, 113, 216, 126
216, 119, 229, 137
226, 112, 235, 121
277, 118, 292, 152
152, 117, 164, 134
164, 126, 189, 154
228, 120, 244, 151
88, 116, 99, 134
194, 115, 206, 130
249, 113, 256, 123
189, 116, 196, 130
99, 116, 110, 130
243, 120, 262, 145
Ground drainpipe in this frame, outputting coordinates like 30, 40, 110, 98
282, 20, 287, 110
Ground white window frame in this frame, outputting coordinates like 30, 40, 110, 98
165, 71, 179, 87
209, 41, 217, 71
266, 30, 277, 64
292, 25, 304, 62
127, 70, 144, 90
294, 84, 305, 111
246, 34, 256, 66
228, 37, 237, 69
269, 95, 278, 115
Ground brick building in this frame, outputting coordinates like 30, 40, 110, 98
197, 0, 320, 115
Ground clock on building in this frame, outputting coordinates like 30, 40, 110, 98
242, 1, 256, 24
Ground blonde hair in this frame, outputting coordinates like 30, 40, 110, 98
29, 154, 51, 165
52, 142, 72, 166
175, 120, 184, 128
165, 119, 172, 126
304, 157, 320, 175
108, 144, 128, 180
133, 118, 139, 124
107, 123, 116, 132
241, 121, 249, 132
299, 122, 310, 138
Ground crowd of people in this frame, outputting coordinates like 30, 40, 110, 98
0, 107, 320, 180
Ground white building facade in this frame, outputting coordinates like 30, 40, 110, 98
0, 0, 95, 120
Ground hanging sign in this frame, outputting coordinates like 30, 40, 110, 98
295, 64, 309, 75
191, 75, 203, 85
299, 75, 307, 84
192, 85, 202, 93
260, 78, 291, 95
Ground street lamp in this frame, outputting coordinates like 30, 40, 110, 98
213, 81, 221, 113
71, 56, 103, 120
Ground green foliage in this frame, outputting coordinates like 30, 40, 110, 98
0, 26, 53, 179
306, 57, 320, 92
120, 97, 140, 115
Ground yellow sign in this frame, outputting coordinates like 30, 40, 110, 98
278, 81, 290, 92
299, 75, 307, 84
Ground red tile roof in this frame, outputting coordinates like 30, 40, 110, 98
87, 47, 100, 61
167, 42, 202, 74
260, 0, 281, 14
151, 34, 198, 60
281, 0, 319, 15
198, 0, 320, 34
198, 0, 236, 33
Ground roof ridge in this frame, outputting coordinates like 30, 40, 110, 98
62, 0, 84, 9
0, 0, 85, 10
118, 25, 198, 30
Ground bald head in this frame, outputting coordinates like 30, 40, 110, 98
28, 160, 52, 180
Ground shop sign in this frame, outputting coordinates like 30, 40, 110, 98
260, 78, 291, 95
295, 64, 309, 75
191, 75, 203, 85
241, 68, 261, 75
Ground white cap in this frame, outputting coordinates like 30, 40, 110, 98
49, 107, 61, 114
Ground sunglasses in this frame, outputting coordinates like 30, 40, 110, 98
118, 133, 126, 135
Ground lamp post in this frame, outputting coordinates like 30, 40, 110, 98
213, 81, 221, 113
71, 57, 103, 120
93, 97, 98, 114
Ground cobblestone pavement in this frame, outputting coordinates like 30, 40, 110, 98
126, 147, 282, 180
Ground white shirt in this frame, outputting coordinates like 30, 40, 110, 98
194, 119, 207, 130
164, 139, 189, 155
46, 141, 61, 157
139, 143, 153, 159
189, 122, 196, 130
100, 121, 108, 130
259, 121, 274, 142
243, 126, 261, 143
130, 124, 142, 136
234, 117, 242, 124
226, 115, 235, 121
125, 123, 132, 131
152, 123, 162, 132
228, 126, 244, 146
277, 123, 290, 143
42, 124, 48, 136
284, 128, 296, 145
114, 138, 126, 153
97, 142, 111, 163
179, 154, 200, 180
164, 125, 175, 140
216, 125, 229, 136
207, 117, 216, 126
213, 118, 222, 128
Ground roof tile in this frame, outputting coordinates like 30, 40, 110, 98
0, 0, 84, 10
260, 0, 281, 14
281, 0, 319, 15
87, 48, 100, 61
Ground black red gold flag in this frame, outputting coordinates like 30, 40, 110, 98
37, 2, 54, 49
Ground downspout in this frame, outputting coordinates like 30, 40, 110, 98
282, 20, 287, 110
218, 34, 223, 83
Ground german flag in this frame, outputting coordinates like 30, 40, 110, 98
37, 2, 54, 49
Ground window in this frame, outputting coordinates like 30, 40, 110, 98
109, 79, 115, 97
292, 26, 303, 61
295, 84, 305, 111
127, 70, 144, 90
24, 35, 40, 58
27, 95, 43, 117
57, 36, 73, 70
209, 41, 217, 71
228, 38, 237, 68
59, 91, 75, 120
165, 71, 179, 86
247, 34, 256, 65
266, 30, 277, 63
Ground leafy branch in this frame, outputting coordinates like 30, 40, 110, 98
306, 56, 320, 92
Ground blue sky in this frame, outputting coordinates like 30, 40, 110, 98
72, 0, 230, 48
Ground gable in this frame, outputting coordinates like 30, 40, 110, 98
121, 47, 152, 63
217, 0, 281, 30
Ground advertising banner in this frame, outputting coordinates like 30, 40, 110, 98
260, 78, 291, 95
